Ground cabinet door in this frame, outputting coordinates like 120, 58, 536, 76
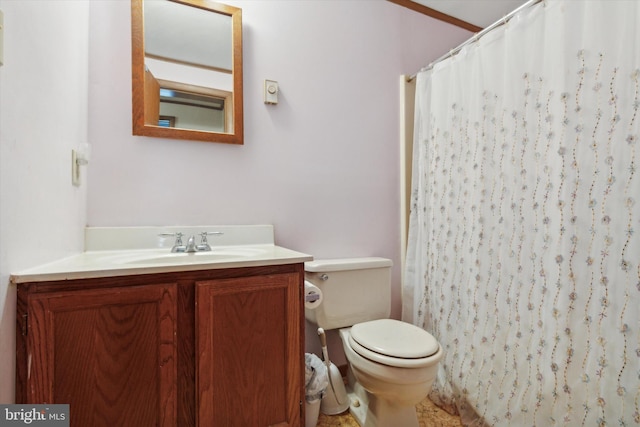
196, 273, 302, 427
26, 283, 178, 427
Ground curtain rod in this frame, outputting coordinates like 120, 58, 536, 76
407, 0, 543, 82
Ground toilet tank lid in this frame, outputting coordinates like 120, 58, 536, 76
305, 257, 393, 272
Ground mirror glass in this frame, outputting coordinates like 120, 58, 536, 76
131, 0, 243, 144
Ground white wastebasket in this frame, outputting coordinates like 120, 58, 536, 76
305, 398, 321, 427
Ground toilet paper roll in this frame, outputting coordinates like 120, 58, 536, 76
304, 281, 323, 309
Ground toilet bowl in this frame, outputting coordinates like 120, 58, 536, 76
338, 320, 443, 427
304, 258, 443, 427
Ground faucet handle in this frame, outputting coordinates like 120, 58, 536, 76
197, 231, 223, 251
159, 232, 183, 244
158, 232, 185, 252
200, 231, 223, 239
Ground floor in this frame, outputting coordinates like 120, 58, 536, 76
315, 397, 463, 427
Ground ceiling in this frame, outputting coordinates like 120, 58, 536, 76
408, 0, 529, 30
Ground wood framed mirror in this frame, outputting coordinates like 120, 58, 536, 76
131, 0, 243, 144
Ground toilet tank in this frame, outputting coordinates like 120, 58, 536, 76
304, 257, 393, 330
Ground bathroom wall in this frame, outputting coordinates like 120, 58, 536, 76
0, 0, 471, 402
0, 1, 89, 402
87, 0, 470, 360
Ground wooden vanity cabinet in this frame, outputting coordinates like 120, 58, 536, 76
197, 272, 302, 426
15, 281, 178, 426
15, 263, 305, 427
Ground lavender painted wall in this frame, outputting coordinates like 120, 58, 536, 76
0, 1, 89, 402
0, 0, 471, 402
87, 0, 470, 362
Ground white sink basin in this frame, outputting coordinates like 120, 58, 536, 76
119, 247, 270, 265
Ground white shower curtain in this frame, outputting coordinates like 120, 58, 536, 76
405, 1, 640, 425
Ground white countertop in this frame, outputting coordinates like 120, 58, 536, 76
11, 225, 313, 284
11, 245, 313, 283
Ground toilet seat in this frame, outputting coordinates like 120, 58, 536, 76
348, 319, 440, 368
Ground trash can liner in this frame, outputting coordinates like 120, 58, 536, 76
305, 353, 329, 403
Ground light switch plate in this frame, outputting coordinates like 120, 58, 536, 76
264, 79, 278, 104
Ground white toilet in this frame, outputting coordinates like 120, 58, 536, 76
304, 258, 443, 427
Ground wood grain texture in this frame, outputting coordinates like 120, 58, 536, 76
196, 273, 301, 426
25, 284, 178, 427
387, 0, 482, 33
16, 263, 305, 427
177, 280, 196, 426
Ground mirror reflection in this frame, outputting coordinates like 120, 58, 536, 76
131, 0, 243, 144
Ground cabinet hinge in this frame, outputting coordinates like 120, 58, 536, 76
21, 313, 28, 336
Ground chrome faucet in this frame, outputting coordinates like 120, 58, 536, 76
159, 231, 223, 253
185, 235, 198, 253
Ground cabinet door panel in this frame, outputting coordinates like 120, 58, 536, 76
197, 273, 301, 427
27, 284, 178, 427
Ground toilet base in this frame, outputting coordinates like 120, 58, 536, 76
346, 373, 419, 427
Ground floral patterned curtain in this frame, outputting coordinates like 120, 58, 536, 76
405, 1, 640, 425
